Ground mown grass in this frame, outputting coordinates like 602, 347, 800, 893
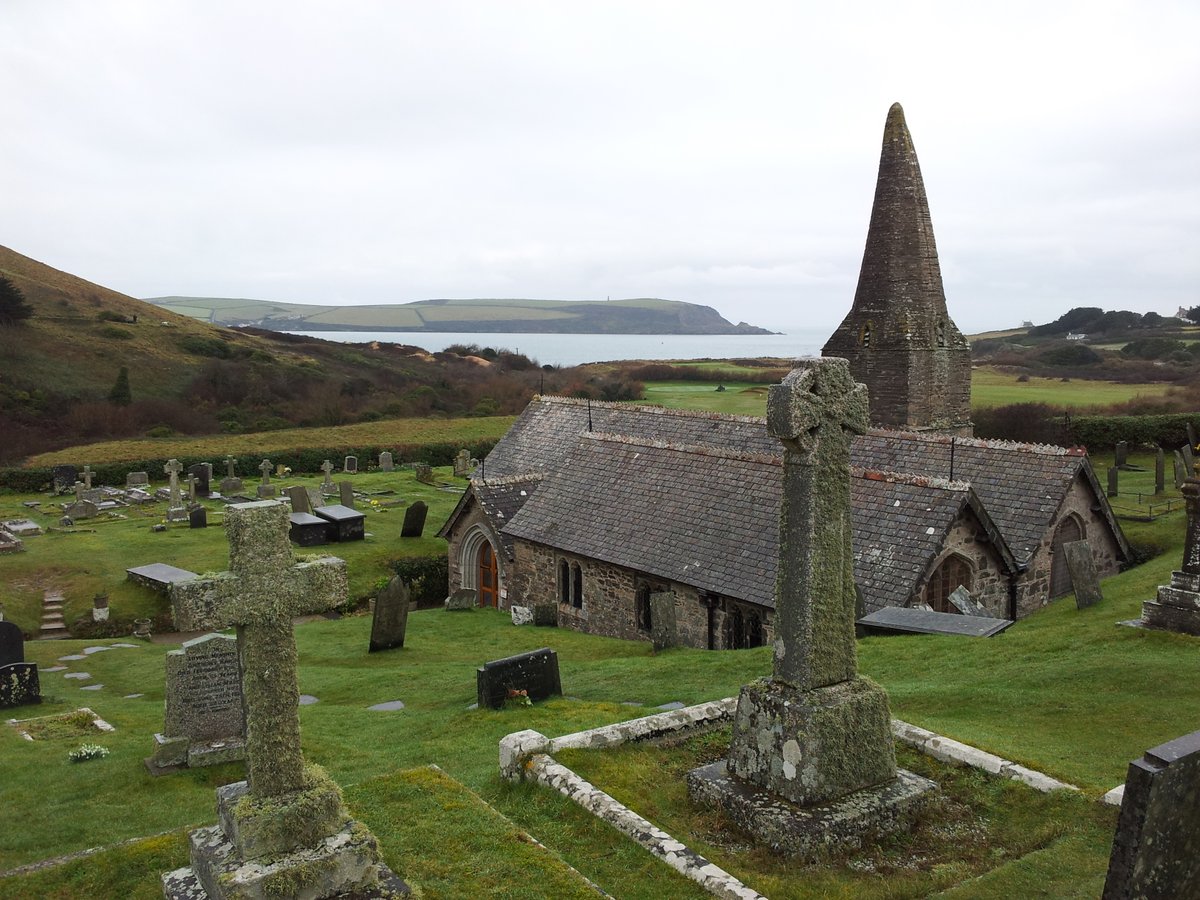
22, 416, 515, 467
0, 468, 464, 634
641, 381, 772, 416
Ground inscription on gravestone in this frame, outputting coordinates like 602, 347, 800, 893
149, 633, 245, 771
343, 455, 357, 474
0, 620, 41, 709
1062, 540, 1103, 609
401, 501, 428, 538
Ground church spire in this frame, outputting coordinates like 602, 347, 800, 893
822, 103, 972, 435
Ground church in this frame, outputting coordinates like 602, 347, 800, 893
439, 104, 1130, 649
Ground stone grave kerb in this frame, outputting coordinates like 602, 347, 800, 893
765, 359, 868, 690
169, 501, 347, 801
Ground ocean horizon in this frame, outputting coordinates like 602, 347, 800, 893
285, 329, 830, 368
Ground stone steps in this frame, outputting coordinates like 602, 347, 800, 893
37, 590, 69, 639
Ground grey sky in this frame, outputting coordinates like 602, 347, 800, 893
3, 1, 1197, 334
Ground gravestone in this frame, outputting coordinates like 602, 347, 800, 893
1174, 450, 1187, 489
126, 471, 149, 489
189, 507, 207, 529
413, 462, 434, 484
1188, 421, 1198, 449
1139, 460, 1200, 635
343, 455, 358, 474
1107, 466, 1119, 498
219, 456, 243, 495
446, 589, 476, 611
338, 481, 355, 509
0, 621, 40, 709
52, 464, 78, 495
148, 633, 245, 772
1102, 728, 1200, 899
81, 464, 94, 489
286, 485, 311, 515
1183, 443, 1196, 476
401, 501, 428, 538
649, 592, 678, 651
188, 463, 211, 498
288, 512, 329, 547
1155, 447, 1165, 494
368, 576, 410, 653
63, 482, 99, 520
476, 648, 562, 710
0, 528, 23, 554
532, 602, 558, 627
947, 585, 990, 617
162, 501, 403, 898
313, 504, 365, 542
453, 449, 475, 477
378, 451, 394, 472
1062, 540, 1103, 609
1114, 441, 1128, 469
164, 459, 188, 522
687, 358, 933, 857
320, 459, 336, 494
256, 459, 276, 499
510, 606, 534, 626
186, 473, 198, 502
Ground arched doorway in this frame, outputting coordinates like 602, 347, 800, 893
1049, 515, 1085, 598
478, 542, 498, 607
460, 527, 500, 607
925, 554, 973, 613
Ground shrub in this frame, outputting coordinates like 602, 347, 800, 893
390, 556, 449, 608
1120, 338, 1186, 360
177, 335, 232, 358
108, 367, 132, 406
0, 275, 33, 325
1037, 343, 1102, 366
1068, 413, 1200, 450
973, 403, 1068, 444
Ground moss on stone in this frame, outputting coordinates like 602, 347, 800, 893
231, 763, 347, 859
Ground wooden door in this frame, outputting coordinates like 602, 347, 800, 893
478, 542, 498, 608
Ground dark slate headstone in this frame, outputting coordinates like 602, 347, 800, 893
286, 485, 311, 514
532, 603, 558, 627
1114, 441, 1128, 468
52, 465, 78, 495
188, 464, 211, 497
649, 592, 677, 651
1103, 729, 1200, 899
1063, 540, 1103, 609
0, 621, 40, 709
947, 585, 990, 617
288, 512, 329, 546
188, 507, 208, 529
338, 481, 355, 509
401, 501, 428, 538
476, 647, 562, 710
1107, 466, 1119, 498
369, 576, 410, 653
1155, 447, 1165, 494
312, 504, 364, 542
0, 620, 24, 667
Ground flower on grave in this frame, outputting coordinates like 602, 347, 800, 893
505, 687, 532, 708
68, 743, 110, 763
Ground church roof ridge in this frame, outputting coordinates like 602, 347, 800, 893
531, 393, 768, 425
582, 431, 781, 466
852, 466, 972, 492
866, 427, 1087, 458
470, 472, 542, 488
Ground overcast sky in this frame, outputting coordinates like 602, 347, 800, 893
3, 1, 1197, 334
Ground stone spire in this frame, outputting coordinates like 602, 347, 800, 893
822, 103, 972, 436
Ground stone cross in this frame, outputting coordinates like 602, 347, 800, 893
766, 357, 869, 690
225, 455, 238, 478
321, 459, 334, 488
164, 458, 183, 506
169, 501, 348, 798
73, 480, 85, 502
82, 465, 93, 489
258, 459, 272, 485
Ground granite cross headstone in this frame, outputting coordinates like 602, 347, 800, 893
1063, 540, 1103, 609
256, 459, 276, 499
401, 501, 428, 538
220, 456, 243, 495
368, 576, 410, 653
82, 464, 94, 489
320, 459, 335, 493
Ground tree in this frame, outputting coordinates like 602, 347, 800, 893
108, 367, 132, 406
1186, 305, 1200, 325
0, 275, 33, 325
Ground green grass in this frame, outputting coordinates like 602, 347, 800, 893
641, 381, 772, 416
969, 367, 1174, 410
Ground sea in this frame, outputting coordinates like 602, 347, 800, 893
285, 329, 829, 368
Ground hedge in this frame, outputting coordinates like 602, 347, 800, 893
390, 555, 449, 609
0, 439, 499, 494
1067, 413, 1200, 450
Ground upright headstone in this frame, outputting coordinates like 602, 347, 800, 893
1107, 466, 1119, 498
126, 471, 150, 490
148, 634, 245, 772
0, 621, 40, 709
338, 481, 355, 509
453, 449, 475, 477
1102, 729, 1200, 899
320, 459, 336, 495
1188, 421, 1198, 449
1183, 443, 1196, 476
220, 456, 244, 495
687, 358, 933, 857
164, 458, 188, 522
401, 501, 428, 538
82, 464, 94, 489
649, 592, 678, 652
1063, 540, 1103, 609
286, 485, 311, 515
947, 585, 990, 617
256, 459, 276, 499
378, 451, 394, 472
476, 648, 562, 709
51, 464, 78, 495
413, 462, 434, 484
343, 455, 358, 474
162, 501, 402, 898
1155, 447, 1165, 494
186, 473, 198, 503
368, 576, 410, 653
63, 482, 99, 520
188, 463, 211, 498
445, 588, 476, 610
1175, 450, 1188, 489
1114, 441, 1128, 469
1139, 461, 1200, 635
188, 507, 208, 529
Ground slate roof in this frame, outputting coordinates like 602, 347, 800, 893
436, 474, 540, 562
501, 433, 1007, 614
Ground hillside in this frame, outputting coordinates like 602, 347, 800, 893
0, 247, 558, 464
145, 295, 776, 335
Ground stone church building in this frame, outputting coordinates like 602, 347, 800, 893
438, 103, 1130, 648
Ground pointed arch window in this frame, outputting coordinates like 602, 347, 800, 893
571, 563, 583, 609
559, 560, 571, 605
925, 554, 973, 613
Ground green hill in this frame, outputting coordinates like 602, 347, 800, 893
145, 295, 775, 335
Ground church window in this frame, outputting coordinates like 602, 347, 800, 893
727, 606, 745, 649
559, 560, 570, 605
860, 322, 873, 348
1049, 515, 1085, 598
571, 563, 583, 609
925, 554, 973, 613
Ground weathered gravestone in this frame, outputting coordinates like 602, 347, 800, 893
412, 462, 433, 484
532, 603, 558, 627
445, 588, 476, 611
338, 481, 355, 509
1174, 450, 1187, 489
510, 605, 534, 626
126, 471, 149, 490
0, 528, 24, 554
1107, 466, 1119, 498
162, 501, 405, 898
1138, 460, 1200, 635
649, 591, 678, 651
188, 463, 211, 498
453, 449, 475, 477
687, 358, 934, 857
378, 451, 394, 472
320, 459, 336, 495
52, 464, 78, 495
1183, 443, 1196, 476
219, 456, 243, 496
401, 501, 428, 538
1114, 441, 1128, 469
1102, 728, 1200, 899
63, 482, 99, 520
1155, 447, 1165, 494
186, 473, 198, 503
1062, 540, 1103, 608
148, 633, 245, 773
189, 507, 208, 529
343, 455, 358, 474
164, 459, 188, 522
947, 585, 990, 617
286, 485, 311, 515
255, 459, 276, 499
0, 621, 40, 709
476, 648, 562, 709
368, 576, 410, 653
1188, 421, 1199, 449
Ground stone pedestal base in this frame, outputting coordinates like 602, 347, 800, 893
687, 760, 935, 858
1139, 571, 1200, 636
147, 735, 246, 775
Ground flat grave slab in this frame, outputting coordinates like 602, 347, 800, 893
368, 700, 406, 711
127, 563, 200, 593
857, 606, 1013, 638
288, 512, 329, 547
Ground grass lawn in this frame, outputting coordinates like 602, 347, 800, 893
640, 381, 772, 417
0, 505, 1196, 897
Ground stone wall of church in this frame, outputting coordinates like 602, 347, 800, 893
915, 514, 1011, 616
444, 503, 509, 605
829, 348, 972, 435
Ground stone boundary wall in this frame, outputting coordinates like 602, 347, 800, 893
501, 700, 1086, 900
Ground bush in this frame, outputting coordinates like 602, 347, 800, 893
1068, 413, 1200, 450
390, 556, 449, 608
1037, 343, 1102, 366
177, 335, 232, 358
973, 403, 1068, 444
0, 275, 33, 326
1121, 338, 1186, 360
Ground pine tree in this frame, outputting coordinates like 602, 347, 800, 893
0, 275, 33, 325
109, 366, 132, 406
